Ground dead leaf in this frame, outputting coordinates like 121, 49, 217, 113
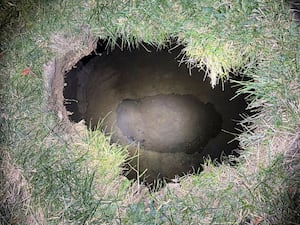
254, 216, 263, 225
21, 67, 31, 76
21, 67, 36, 77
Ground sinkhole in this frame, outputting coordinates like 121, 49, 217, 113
63, 40, 250, 184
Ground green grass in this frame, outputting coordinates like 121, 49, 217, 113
1, 0, 300, 224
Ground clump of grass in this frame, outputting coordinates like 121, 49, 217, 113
1, 0, 299, 224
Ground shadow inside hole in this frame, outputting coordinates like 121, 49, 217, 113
63, 39, 251, 186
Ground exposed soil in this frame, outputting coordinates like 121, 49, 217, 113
116, 94, 222, 154
63, 44, 249, 183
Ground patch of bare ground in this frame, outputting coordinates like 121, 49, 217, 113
44, 31, 97, 127
282, 128, 300, 223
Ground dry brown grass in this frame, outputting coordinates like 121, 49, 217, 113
0, 149, 45, 225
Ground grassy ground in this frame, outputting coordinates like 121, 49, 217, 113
0, 0, 299, 224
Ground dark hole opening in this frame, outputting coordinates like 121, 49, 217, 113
63, 38, 251, 187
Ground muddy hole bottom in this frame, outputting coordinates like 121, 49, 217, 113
116, 94, 222, 154
63, 40, 250, 185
